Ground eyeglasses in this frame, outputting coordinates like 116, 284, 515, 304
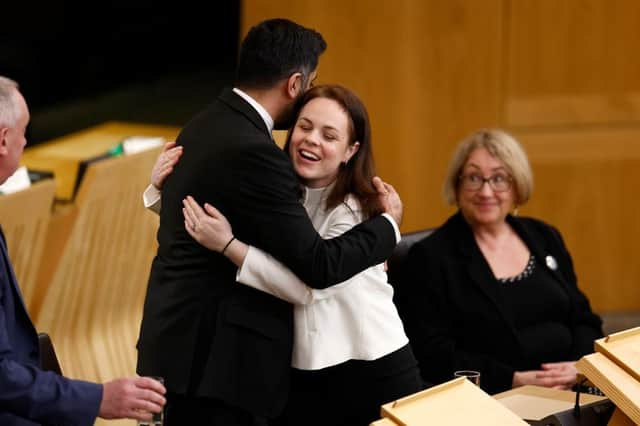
459, 173, 512, 192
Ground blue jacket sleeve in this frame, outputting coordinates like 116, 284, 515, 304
0, 285, 102, 425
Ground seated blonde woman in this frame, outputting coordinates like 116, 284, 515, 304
395, 129, 603, 394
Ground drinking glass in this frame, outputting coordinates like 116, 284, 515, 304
138, 376, 164, 426
454, 370, 481, 386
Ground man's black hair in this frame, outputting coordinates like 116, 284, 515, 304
236, 18, 327, 89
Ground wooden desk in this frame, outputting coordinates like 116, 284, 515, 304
371, 378, 527, 425
21, 122, 180, 201
494, 385, 608, 423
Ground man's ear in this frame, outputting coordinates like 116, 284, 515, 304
0, 127, 9, 156
285, 72, 303, 99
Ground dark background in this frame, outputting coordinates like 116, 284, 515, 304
1, 1, 240, 145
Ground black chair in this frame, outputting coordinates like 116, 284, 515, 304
387, 228, 435, 290
38, 332, 63, 375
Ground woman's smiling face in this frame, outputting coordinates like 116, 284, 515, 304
288, 97, 359, 188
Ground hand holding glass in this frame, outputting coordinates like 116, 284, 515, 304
138, 376, 164, 426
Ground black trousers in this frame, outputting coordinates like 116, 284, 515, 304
164, 392, 268, 426
274, 345, 423, 426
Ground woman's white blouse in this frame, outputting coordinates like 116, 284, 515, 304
236, 185, 409, 370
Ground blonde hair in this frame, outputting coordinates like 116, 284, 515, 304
443, 129, 533, 206
0, 76, 20, 127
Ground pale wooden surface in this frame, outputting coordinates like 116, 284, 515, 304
36, 149, 161, 426
0, 179, 55, 316
372, 377, 527, 425
244, 0, 503, 232
243, 0, 640, 313
608, 408, 636, 426
30, 142, 170, 426
370, 418, 399, 426
594, 327, 640, 383
494, 385, 606, 421
577, 352, 640, 424
29, 204, 78, 322
21, 121, 179, 200
23, 122, 179, 426
506, 0, 640, 127
516, 128, 640, 312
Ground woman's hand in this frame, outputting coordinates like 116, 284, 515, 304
182, 196, 234, 253
151, 141, 183, 189
372, 176, 403, 226
512, 361, 578, 390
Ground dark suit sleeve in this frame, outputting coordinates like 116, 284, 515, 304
545, 224, 603, 357
0, 290, 102, 425
214, 142, 396, 289
397, 241, 515, 394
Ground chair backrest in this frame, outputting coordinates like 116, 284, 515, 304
38, 332, 63, 375
387, 228, 436, 289
0, 179, 55, 315
35, 148, 161, 383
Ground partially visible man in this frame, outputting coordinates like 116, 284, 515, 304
0, 75, 166, 426
137, 18, 403, 425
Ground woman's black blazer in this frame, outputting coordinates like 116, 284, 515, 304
395, 211, 603, 394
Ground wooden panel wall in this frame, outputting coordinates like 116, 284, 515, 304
245, 0, 504, 231
507, 0, 640, 312
506, 0, 640, 127
518, 129, 640, 311
242, 0, 640, 313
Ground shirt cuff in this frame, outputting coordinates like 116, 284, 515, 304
142, 184, 161, 208
381, 213, 401, 244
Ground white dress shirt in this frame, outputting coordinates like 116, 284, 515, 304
232, 87, 274, 133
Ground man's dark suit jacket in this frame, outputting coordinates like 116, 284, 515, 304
136, 88, 396, 417
395, 212, 602, 395
0, 229, 102, 426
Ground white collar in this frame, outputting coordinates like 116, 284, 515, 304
301, 182, 335, 206
232, 87, 274, 134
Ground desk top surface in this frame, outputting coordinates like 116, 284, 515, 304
21, 122, 181, 200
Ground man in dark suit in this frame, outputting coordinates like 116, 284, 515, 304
136, 18, 403, 425
0, 76, 166, 425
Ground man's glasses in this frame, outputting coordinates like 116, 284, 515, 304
459, 173, 512, 192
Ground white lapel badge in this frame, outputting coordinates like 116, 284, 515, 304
545, 255, 558, 271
